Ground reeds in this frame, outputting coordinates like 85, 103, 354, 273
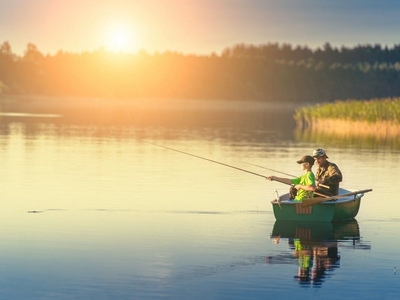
295, 97, 400, 127
294, 97, 400, 142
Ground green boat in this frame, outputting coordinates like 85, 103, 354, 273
271, 188, 372, 222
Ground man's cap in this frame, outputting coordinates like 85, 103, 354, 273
296, 155, 315, 166
312, 148, 329, 158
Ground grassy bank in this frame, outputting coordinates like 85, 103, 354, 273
294, 97, 400, 139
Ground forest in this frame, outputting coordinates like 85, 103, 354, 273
1, 41, 400, 103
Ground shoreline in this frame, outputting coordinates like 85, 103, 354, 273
1, 95, 300, 112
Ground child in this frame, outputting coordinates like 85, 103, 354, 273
267, 155, 316, 201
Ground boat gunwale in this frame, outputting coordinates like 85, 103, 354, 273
270, 189, 364, 206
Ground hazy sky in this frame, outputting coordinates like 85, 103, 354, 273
1, 0, 399, 55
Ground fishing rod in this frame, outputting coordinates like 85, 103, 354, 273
244, 162, 296, 177
246, 162, 330, 190
142, 140, 268, 179
142, 141, 329, 197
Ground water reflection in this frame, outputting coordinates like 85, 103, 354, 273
266, 220, 370, 287
0, 97, 296, 128
0, 99, 296, 146
294, 127, 400, 149
0, 97, 393, 299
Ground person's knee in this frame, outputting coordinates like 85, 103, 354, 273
289, 186, 298, 199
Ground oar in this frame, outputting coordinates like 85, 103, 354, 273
301, 189, 373, 207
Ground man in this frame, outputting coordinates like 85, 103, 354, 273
312, 149, 342, 196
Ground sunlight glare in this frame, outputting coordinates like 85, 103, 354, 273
106, 25, 137, 53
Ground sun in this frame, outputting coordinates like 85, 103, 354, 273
106, 25, 137, 53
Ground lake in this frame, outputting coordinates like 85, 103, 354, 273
0, 97, 399, 299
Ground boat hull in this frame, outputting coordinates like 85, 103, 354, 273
271, 191, 362, 222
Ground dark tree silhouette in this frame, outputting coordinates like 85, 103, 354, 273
1, 41, 400, 103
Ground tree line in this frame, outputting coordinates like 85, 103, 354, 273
1, 41, 400, 103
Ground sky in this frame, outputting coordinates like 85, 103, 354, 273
1, 0, 400, 56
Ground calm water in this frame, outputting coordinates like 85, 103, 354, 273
0, 98, 399, 299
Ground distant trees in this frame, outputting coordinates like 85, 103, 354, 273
222, 42, 400, 65
1, 41, 400, 103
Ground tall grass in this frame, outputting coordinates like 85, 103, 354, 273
295, 97, 400, 127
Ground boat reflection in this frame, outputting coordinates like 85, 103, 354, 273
266, 220, 370, 286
